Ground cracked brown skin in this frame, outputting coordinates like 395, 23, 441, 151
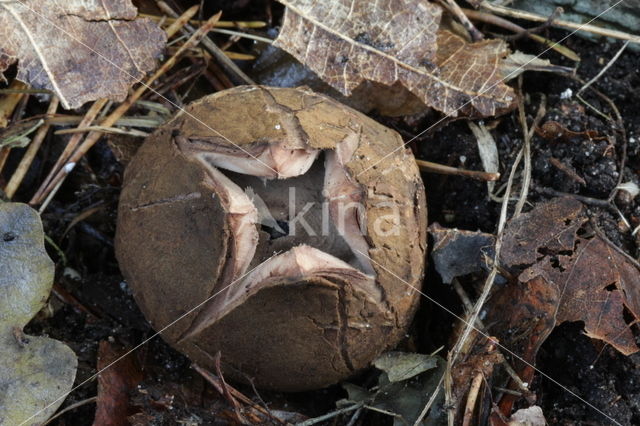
116, 86, 427, 391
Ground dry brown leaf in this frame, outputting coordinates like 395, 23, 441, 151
486, 197, 640, 415
499, 197, 640, 355
274, 0, 516, 117
450, 336, 503, 421
94, 340, 143, 426
500, 196, 586, 267
523, 234, 640, 355
0, 0, 165, 109
429, 223, 495, 284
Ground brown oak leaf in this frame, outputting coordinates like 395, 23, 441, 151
0, 0, 166, 109
498, 197, 640, 356
274, 0, 517, 117
486, 197, 640, 415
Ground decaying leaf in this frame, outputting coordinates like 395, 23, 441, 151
0, 202, 77, 425
342, 352, 446, 425
0, 0, 165, 109
482, 197, 640, 415
430, 198, 640, 419
508, 406, 546, 426
374, 351, 439, 383
429, 223, 495, 284
495, 197, 640, 356
94, 340, 143, 426
450, 336, 504, 421
274, 0, 518, 117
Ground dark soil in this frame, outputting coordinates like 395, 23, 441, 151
2, 1, 639, 425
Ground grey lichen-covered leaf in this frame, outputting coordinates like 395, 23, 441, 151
342, 353, 446, 426
429, 223, 495, 284
374, 351, 438, 383
274, 0, 516, 117
0, 202, 77, 426
0, 0, 166, 109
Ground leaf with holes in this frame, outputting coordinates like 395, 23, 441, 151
0, 203, 77, 425
0, 0, 165, 109
274, 0, 519, 117
485, 197, 640, 414
484, 197, 640, 413
497, 197, 640, 355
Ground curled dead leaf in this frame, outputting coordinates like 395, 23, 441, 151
0, 0, 165, 109
274, 0, 518, 117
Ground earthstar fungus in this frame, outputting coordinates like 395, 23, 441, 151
116, 86, 427, 391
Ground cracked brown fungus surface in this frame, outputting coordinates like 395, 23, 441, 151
115, 86, 427, 391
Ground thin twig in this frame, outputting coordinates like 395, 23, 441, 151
346, 406, 364, 426
533, 185, 614, 210
462, 372, 484, 426
54, 126, 149, 138
42, 396, 97, 425
164, 4, 200, 39
416, 159, 500, 181
480, 1, 640, 44
141, 13, 266, 29
514, 91, 546, 217
441, 0, 484, 41
578, 40, 630, 95
193, 363, 285, 425
572, 60, 629, 204
46, 115, 163, 128
449, 115, 526, 375
211, 28, 273, 44
445, 356, 455, 426
297, 403, 364, 426
548, 157, 586, 185
29, 99, 108, 205
5, 97, 59, 198
461, 8, 580, 61
414, 372, 445, 425
156, 1, 255, 85
589, 218, 640, 270
452, 279, 534, 400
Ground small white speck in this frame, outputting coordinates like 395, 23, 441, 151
459, 155, 467, 164
617, 181, 640, 198
560, 88, 573, 99
275, 124, 281, 130
64, 162, 76, 173
63, 267, 81, 281
522, 382, 528, 388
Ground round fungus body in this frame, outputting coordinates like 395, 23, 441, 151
115, 86, 427, 391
